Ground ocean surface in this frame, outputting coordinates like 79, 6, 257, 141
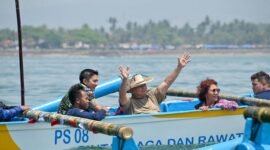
0, 53, 269, 107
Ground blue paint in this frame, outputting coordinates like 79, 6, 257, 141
228, 133, 235, 140
198, 136, 206, 144
54, 130, 62, 144
186, 137, 194, 144
94, 77, 122, 98
54, 129, 89, 145
145, 140, 154, 146
167, 139, 176, 145
54, 129, 71, 144
207, 135, 215, 143
74, 129, 81, 143
82, 130, 89, 143
137, 141, 144, 147
236, 133, 243, 138
112, 137, 139, 150
55, 129, 243, 147
63, 130, 71, 144
156, 140, 162, 146
137, 133, 243, 147
215, 134, 228, 142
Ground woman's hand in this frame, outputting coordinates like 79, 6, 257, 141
199, 106, 209, 111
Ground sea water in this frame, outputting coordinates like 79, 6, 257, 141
0, 53, 269, 107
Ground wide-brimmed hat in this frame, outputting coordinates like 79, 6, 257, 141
129, 74, 153, 90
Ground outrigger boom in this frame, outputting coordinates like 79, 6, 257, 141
167, 88, 270, 106
23, 109, 133, 140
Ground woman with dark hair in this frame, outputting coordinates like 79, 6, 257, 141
195, 78, 238, 111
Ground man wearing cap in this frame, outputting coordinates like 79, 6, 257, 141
118, 53, 190, 114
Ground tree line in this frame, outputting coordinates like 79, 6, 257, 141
1, 16, 270, 50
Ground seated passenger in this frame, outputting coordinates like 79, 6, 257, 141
0, 101, 28, 121
66, 84, 106, 121
250, 71, 270, 100
58, 69, 106, 115
195, 78, 238, 111
118, 53, 190, 114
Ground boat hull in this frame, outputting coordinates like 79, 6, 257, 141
1, 108, 246, 149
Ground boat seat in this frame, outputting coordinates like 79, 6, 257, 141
160, 100, 200, 112
108, 107, 124, 116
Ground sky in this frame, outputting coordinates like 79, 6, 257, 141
1, 0, 270, 30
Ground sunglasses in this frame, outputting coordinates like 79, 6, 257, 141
210, 88, 221, 93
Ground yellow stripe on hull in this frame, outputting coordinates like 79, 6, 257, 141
154, 108, 246, 119
0, 125, 20, 150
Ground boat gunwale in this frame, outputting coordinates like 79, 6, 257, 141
1, 106, 247, 125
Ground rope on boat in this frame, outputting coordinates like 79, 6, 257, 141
166, 88, 270, 106
23, 109, 133, 140
244, 107, 270, 122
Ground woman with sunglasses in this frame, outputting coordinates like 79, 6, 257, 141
195, 78, 238, 111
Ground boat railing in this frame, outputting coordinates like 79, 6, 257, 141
167, 88, 270, 106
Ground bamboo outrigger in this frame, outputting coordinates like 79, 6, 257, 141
200, 107, 270, 150
243, 106, 270, 122
23, 109, 133, 140
167, 88, 270, 106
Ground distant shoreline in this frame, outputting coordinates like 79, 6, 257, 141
1, 49, 270, 57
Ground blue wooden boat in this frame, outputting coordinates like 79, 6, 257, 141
1, 77, 249, 150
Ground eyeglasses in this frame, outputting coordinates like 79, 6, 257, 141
210, 88, 221, 93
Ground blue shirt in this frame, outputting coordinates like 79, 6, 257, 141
255, 90, 270, 100
0, 106, 23, 121
66, 108, 106, 121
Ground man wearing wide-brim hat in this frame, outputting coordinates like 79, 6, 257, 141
118, 53, 191, 114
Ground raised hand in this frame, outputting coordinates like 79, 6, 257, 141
119, 66, 130, 79
178, 53, 191, 68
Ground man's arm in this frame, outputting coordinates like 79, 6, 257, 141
158, 53, 190, 95
93, 103, 110, 116
0, 106, 27, 121
67, 108, 106, 121
118, 66, 130, 106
